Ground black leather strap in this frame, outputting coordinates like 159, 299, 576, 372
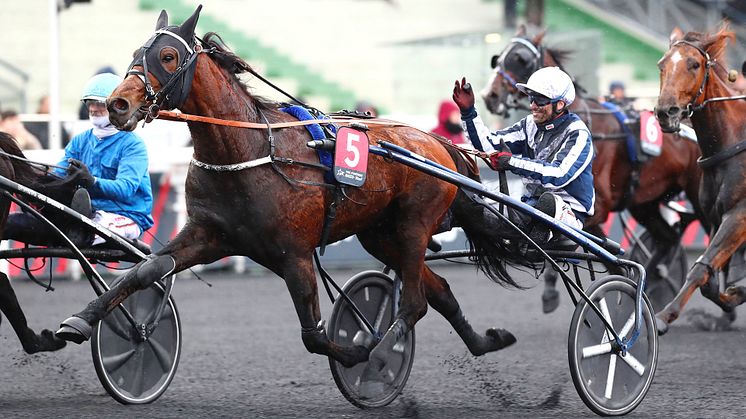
697, 139, 746, 169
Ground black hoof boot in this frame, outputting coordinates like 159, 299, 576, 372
485, 328, 517, 351
542, 288, 560, 314
56, 316, 92, 344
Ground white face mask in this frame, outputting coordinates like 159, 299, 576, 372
90, 115, 119, 139
90, 115, 112, 129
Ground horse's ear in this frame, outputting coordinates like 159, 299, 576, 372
180, 5, 203, 39
515, 24, 526, 37
532, 29, 546, 46
155, 10, 168, 30
669, 27, 684, 45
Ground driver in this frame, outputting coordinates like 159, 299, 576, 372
451, 66, 594, 244
4, 73, 154, 247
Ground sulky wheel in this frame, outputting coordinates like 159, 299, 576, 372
628, 231, 687, 312
91, 278, 181, 404
568, 275, 658, 416
328, 270, 415, 408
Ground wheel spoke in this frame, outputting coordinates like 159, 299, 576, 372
372, 293, 390, 332
605, 353, 618, 399
620, 352, 646, 376
130, 351, 145, 397
582, 342, 613, 358
103, 349, 136, 373
599, 297, 614, 344
103, 311, 134, 342
147, 336, 174, 373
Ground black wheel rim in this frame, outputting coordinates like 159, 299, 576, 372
92, 282, 181, 404
329, 274, 414, 408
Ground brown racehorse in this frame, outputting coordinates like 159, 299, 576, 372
0, 131, 82, 353
481, 28, 706, 312
655, 24, 746, 334
56, 6, 521, 388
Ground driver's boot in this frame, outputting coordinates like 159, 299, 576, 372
529, 192, 556, 244
65, 188, 94, 248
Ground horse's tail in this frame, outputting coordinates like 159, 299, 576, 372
443, 146, 526, 289
0, 132, 79, 205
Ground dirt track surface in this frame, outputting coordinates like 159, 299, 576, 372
1, 264, 745, 418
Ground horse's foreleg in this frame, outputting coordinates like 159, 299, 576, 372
0, 272, 66, 353
283, 256, 369, 368
656, 208, 746, 334
57, 223, 223, 344
423, 266, 515, 355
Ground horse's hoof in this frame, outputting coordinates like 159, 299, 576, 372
654, 315, 669, 336
55, 316, 92, 344
542, 288, 560, 314
22, 330, 67, 354
485, 328, 517, 351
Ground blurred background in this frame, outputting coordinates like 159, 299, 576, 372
0, 0, 742, 274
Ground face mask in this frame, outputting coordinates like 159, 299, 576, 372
444, 121, 463, 135
90, 115, 112, 129
90, 115, 119, 139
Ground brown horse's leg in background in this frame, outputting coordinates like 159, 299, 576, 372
629, 201, 681, 275
656, 204, 746, 334
0, 272, 67, 353
422, 266, 516, 355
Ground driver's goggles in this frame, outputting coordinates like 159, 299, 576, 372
528, 94, 554, 107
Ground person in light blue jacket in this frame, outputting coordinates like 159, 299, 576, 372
4, 73, 153, 247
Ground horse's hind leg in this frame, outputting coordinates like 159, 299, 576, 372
656, 206, 746, 334
0, 272, 66, 353
422, 266, 515, 355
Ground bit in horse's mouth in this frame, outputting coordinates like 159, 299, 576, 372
117, 108, 146, 132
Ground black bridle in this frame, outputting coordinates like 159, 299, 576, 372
669, 40, 713, 117
493, 37, 543, 90
126, 28, 206, 119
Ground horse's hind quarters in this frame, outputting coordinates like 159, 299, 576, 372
55, 316, 92, 344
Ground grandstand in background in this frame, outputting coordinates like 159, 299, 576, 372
0, 0, 743, 129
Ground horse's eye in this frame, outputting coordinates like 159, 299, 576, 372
163, 53, 175, 63
691, 61, 700, 70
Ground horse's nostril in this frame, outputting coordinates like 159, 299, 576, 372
108, 97, 130, 114
667, 106, 680, 117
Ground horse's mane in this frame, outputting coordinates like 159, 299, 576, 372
200, 32, 279, 113
681, 25, 735, 64
542, 44, 589, 98
680, 25, 735, 84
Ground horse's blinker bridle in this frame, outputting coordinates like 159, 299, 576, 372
126, 28, 207, 119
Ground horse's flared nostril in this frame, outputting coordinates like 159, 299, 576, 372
107, 97, 130, 115
666, 106, 681, 117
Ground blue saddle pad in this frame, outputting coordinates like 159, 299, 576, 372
601, 102, 638, 165
280, 105, 336, 183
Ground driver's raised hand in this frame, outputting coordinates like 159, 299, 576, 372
452, 77, 475, 112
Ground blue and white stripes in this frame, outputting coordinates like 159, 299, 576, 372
462, 109, 595, 216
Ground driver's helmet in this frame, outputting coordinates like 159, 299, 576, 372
516, 66, 575, 106
609, 80, 625, 92
80, 73, 122, 103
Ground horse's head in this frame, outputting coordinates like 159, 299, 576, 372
481, 27, 546, 116
655, 25, 734, 132
108, 6, 203, 131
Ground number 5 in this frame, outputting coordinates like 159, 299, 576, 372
344, 133, 360, 167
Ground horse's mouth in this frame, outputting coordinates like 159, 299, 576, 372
112, 108, 146, 132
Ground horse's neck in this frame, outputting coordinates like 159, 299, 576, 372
692, 76, 746, 156
182, 68, 269, 165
